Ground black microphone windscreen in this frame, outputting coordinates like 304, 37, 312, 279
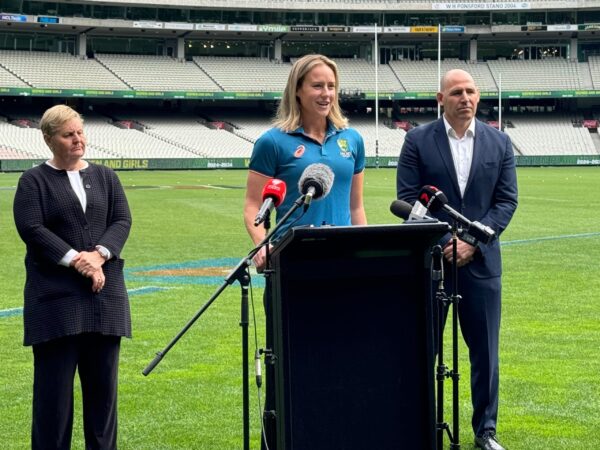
298, 163, 335, 199
389, 199, 413, 220
419, 185, 448, 212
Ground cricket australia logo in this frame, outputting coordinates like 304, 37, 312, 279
337, 138, 351, 158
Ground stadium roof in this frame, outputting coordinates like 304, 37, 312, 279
47, 0, 599, 13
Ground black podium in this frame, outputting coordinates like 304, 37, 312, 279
268, 222, 449, 450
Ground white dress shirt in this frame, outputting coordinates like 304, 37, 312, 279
443, 116, 476, 197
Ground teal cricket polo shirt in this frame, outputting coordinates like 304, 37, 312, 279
249, 122, 365, 242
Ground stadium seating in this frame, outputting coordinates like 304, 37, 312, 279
113, 113, 255, 157
505, 113, 598, 155
95, 54, 221, 92
589, 56, 600, 89
84, 116, 202, 158
389, 58, 498, 92
2, 51, 599, 96
349, 116, 406, 157
2, 49, 600, 159
0, 50, 129, 90
487, 58, 590, 91
334, 58, 404, 93
193, 57, 289, 92
210, 111, 275, 143
0, 64, 29, 88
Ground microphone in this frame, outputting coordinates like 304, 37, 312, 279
389, 199, 413, 220
390, 199, 437, 222
298, 163, 334, 206
254, 178, 287, 226
409, 201, 429, 220
418, 185, 495, 245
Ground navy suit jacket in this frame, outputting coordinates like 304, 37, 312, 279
396, 117, 518, 279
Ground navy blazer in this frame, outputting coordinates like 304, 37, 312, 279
396, 118, 518, 279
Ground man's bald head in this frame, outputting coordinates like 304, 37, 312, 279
440, 69, 476, 92
437, 69, 480, 136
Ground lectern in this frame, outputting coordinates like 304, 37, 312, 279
268, 222, 448, 450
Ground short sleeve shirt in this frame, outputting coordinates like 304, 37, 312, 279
250, 123, 365, 241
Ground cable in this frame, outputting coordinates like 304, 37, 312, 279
283, 204, 308, 231
249, 277, 270, 450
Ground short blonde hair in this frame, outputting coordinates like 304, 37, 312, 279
40, 104, 82, 137
274, 54, 348, 132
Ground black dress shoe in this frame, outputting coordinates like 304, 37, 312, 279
474, 431, 505, 450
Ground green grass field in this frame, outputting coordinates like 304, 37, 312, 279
1, 167, 599, 449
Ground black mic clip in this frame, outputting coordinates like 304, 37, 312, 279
431, 245, 444, 284
458, 221, 495, 246
458, 229, 478, 246
259, 347, 276, 365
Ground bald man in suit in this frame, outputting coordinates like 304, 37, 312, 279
396, 69, 518, 450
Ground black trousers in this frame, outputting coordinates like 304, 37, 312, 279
32, 333, 121, 450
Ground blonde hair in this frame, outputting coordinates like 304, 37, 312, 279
40, 104, 83, 137
274, 54, 348, 132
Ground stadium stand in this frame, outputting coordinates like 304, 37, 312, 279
349, 116, 407, 157
389, 58, 498, 92
0, 113, 208, 159
3, 107, 600, 159
487, 59, 590, 91
1, 0, 599, 163
505, 113, 599, 156
84, 115, 203, 158
208, 111, 275, 143
2, 51, 599, 97
334, 58, 404, 93
0, 65, 29, 88
193, 57, 289, 92
0, 50, 130, 90
96, 54, 221, 92
0, 120, 54, 159
111, 113, 255, 157
589, 56, 600, 89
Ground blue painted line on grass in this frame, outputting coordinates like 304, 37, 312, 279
0, 307, 23, 318
7, 233, 594, 319
128, 286, 169, 296
502, 232, 600, 246
126, 257, 240, 273
0, 286, 170, 319
125, 257, 265, 288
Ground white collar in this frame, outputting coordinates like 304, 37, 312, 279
443, 116, 476, 139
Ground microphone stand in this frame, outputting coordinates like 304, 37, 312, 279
433, 244, 449, 450
142, 194, 307, 450
434, 221, 461, 450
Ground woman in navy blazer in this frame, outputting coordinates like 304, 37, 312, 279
397, 70, 517, 450
13, 105, 132, 450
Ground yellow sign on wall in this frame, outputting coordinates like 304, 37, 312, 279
411, 26, 439, 33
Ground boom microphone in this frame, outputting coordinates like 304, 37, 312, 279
254, 178, 287, 226
298, 163, 334, 206
418, 185, 495, 244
